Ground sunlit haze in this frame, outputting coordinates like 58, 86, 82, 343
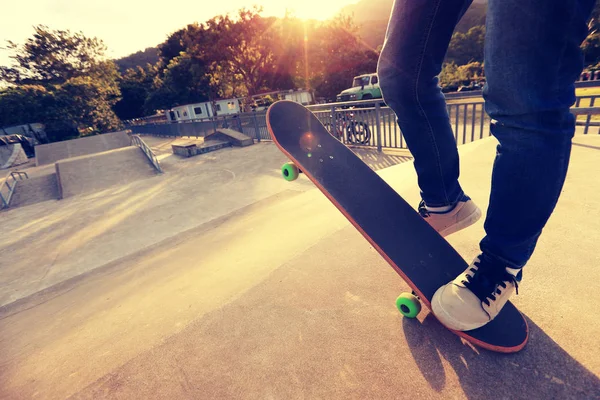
0, 0, 360, 66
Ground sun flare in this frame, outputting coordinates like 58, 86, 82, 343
266, 0, 359, 21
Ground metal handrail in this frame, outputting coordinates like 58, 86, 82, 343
0, 171, 29, 209
131, 135, 163, 173
570, 107, 600, 115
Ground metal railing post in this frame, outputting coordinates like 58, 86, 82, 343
253, 111, 261, 142
584, 97, 596, 135
329, 105, 338, 141
375, 102, 382, 153
237, 116, 243, 132
1, 172, 29, 209
212, 117, 218, 134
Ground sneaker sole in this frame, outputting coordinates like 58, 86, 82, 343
438, 205, 482, 237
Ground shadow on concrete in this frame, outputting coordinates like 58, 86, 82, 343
572, 142, 600, 151
351, 148, 413, 171
402, 313, 600, 399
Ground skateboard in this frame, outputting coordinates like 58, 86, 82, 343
266, 100, 528, 353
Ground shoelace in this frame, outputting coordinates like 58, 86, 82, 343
462, 258, 520, 307
418, 200, 430, 218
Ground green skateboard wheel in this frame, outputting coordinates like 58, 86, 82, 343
281, 162, 300, 181
395, 292, 421, 318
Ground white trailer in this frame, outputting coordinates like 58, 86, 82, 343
167, 98, 242, 122
283, 90, 313, 105
167, 102, 214, 122
213, 99, 241, 116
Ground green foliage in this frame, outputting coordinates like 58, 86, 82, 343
582, 32, 600, 64
146, 53, 211, 111
113, 65, 158, 120
0, 25, 122, 141
148, 7, 304, 109
0, 25, 110, 86
439, 61, 484, 89
146, 8, 377, 106
0, 85, 49, 129
205, 8, 290, 96
296, 14, 379, 101
446, 25, 485, 66
587, 0, 600, 36
60, 76, 122, 133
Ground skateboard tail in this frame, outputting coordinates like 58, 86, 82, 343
452, 325, 529, 353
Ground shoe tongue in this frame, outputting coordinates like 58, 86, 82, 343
474, 258, 507, 286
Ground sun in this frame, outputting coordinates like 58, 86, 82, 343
262, 0, 359, 21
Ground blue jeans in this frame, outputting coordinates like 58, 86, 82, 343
378, 0, 595, 269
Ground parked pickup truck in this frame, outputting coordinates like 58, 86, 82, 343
336, 73, 382, 103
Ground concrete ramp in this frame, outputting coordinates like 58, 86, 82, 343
9, 172, 59, 207
35, 131, 131, 166
0, 143, 29, 169
56, 146, 159, 198
209, 129, 254, 147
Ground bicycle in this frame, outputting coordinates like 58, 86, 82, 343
323, 111, 371, 145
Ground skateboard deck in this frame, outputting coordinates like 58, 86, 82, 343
266, 100, 528, 353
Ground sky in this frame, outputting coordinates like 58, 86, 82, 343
0, 0, 359, 66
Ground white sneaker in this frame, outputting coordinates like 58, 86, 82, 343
431, 255, 521, 331
418, 195, 482, 237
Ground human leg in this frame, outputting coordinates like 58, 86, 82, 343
377, 0, 474, 208
479, 0, 596, 269
432, 0, 596, 331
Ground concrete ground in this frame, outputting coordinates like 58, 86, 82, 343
0, 142, 314, 307
0, 135, 598, 399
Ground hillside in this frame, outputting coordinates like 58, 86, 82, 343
115, 47, 160, 73
341, 0, 487, 50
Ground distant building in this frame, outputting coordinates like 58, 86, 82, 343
166, 99, 241, 122
164, 89, 314, 123
247, 89, 314, 111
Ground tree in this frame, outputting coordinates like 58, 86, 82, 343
582, 2, 600, 65
582, 33, 600, 64
144, 52, 211, 112
113, 7, 382, 112
0, 85, 49, 129
1, 25, 111, 86
0, 25, 121, 141
587, 0, 600, 36
0, 86, 80, 142
113, 64, 158, 120
302, 14, 379, 101
206, 7, 297, 96
446, 25, 485, 66
150, 7, 302, 108
439, 61, 484, 90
